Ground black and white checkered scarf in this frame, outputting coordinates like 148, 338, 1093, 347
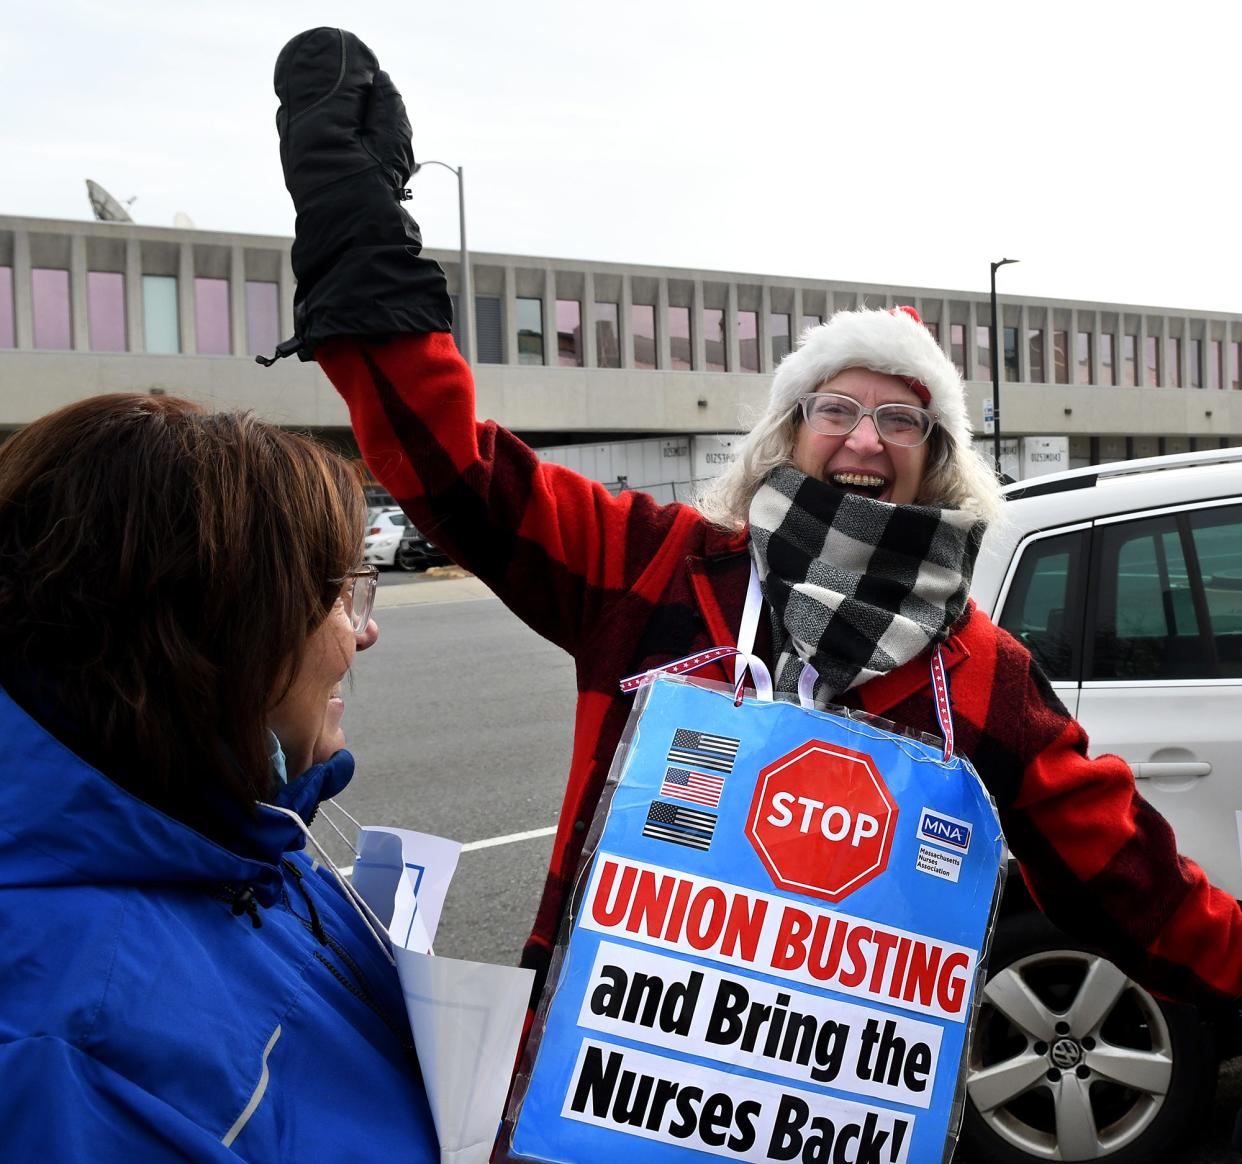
748, 465, 986, 705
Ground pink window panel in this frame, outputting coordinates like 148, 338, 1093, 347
32, 268, 71, 350
245, 281, 280, 358
194, 277, 231, 355
0, 267, 14, 348
556, 299, 582, 367
738, 310, 759, 372
87, 272, 126, 351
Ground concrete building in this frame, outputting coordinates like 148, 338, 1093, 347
3, 213, 1241, 493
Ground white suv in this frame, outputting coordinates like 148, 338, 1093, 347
961, 447, 1242, 1164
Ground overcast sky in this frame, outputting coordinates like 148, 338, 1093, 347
6, 0, 1240, 313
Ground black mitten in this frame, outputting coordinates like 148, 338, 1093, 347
270, 27, 452, 361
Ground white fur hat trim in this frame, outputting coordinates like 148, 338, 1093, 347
769, 307, 972, 451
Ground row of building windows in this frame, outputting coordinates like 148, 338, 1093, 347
508, 296, 824, 371
5, 258, 1239, 391
948, 322, 1241, 389
508, 297, 1242, 389
0, 266, 281, 357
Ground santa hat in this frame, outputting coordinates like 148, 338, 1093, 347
759, 305, 1004, 519
769, 305, 972, 455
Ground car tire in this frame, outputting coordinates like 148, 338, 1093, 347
395, 546, 427, 573
960, 911, 1215, 1164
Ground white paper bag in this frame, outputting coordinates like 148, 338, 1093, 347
353, 826, 533, 1164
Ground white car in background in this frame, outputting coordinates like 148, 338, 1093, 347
363, 507, 413, 568
961, 447, 1242, 1164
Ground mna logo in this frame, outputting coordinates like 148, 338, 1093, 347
918, 808, 972, 853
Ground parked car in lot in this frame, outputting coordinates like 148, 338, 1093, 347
394, 526, 450, 572
364, 485, 397, 510
363, 507, 413, 568
962, 447, 1242, 1164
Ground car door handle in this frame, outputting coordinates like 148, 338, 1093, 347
1130, 761, 1212, 779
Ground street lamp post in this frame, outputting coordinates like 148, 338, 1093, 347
989, 257, 1019, 475
412, 160, 472, 366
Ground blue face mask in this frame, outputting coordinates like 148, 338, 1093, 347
268, 731, 288, 785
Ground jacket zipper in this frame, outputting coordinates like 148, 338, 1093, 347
281, 859, 417, 1062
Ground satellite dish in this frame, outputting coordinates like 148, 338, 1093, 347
86, 179, 135, 223
173, 211, 196, 229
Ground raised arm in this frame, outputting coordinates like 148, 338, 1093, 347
318, 332, 698, 652
272, 29, 696, 651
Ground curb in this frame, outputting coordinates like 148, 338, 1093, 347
375, 574, 493, 609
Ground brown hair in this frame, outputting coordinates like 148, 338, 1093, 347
0, 393, 365, 830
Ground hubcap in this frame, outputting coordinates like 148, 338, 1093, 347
967, 947, 1174, 1160
1050, 1038, 1083, 1069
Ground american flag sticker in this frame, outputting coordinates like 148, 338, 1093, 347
659, 767, 725, 809
642, 801, 718, 851
666, 728, 740, 774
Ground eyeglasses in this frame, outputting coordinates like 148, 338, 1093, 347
798, 393, 937, 448
337, 565, 378, 635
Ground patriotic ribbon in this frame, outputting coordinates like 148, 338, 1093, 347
930, 644, 954, 762
620, 646, 771, 706
620, 612, 955, 754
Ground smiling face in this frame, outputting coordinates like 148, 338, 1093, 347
267, 595, 379, 778
790, 367, 931, 505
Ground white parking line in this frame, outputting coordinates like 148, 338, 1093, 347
335, 824, 556, 877
461, 824, 557, 852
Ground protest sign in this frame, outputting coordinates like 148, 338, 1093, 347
508, 675, 1004, 1164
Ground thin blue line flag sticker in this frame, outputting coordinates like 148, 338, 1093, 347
641, 801, 718, 851
667, 727, 740, 773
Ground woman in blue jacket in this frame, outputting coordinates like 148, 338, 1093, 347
0, 394, 438, 1160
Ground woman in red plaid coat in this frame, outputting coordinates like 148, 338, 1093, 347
272, 28, 1242, 1047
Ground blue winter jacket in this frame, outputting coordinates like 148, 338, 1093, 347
0, 688, 439, 1161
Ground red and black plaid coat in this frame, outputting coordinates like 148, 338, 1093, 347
322, 332, 1242, 1007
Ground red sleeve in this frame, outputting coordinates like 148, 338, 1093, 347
1016, 709, 1242, 1001
317, 333, 697, 654
950, 615, 1242, 1004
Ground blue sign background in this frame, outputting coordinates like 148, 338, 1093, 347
510, 677, 1005, 1163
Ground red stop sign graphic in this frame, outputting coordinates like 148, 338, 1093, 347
746, 741, 898, 903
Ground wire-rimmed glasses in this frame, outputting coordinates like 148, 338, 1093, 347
338, 565, 378, 635
798, 393, 937, 448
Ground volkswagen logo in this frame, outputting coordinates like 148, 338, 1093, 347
1050, 1037, 1083, 1069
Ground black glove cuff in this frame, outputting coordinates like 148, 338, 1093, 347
295, 250, 453, 358
286, 167, 453, 360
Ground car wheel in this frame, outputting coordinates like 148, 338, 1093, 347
395, 546, 427, 573
961, 911, 1214, 1164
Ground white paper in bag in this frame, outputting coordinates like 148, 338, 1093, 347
352, 826, 462, 949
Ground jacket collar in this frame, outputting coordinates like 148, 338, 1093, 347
703, 522, 750, 559
686, 523, 751, 652
854, 602, 975, 715
0, 687, 355, 902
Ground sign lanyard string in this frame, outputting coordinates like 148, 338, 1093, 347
621, 561, 955, 760
737, 562, 956, 763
